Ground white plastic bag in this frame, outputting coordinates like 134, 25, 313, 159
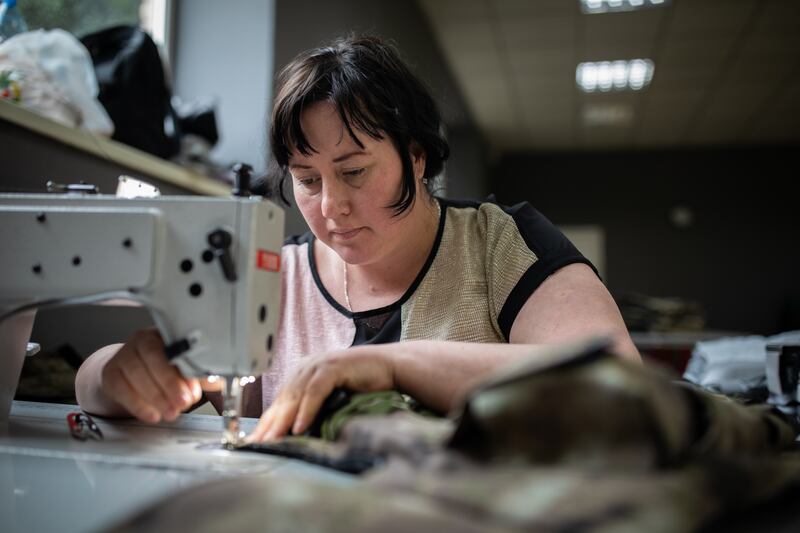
0, 28, 113, 134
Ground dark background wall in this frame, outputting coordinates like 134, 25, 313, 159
492, 145, 800, 335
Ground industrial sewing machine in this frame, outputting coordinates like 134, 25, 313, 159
0, 177, 284, 445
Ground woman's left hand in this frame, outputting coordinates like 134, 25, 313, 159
247, 346, 395, 442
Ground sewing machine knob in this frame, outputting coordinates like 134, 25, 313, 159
207, 228, 237, 282
232, 163, 252, 197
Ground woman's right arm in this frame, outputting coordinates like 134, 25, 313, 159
75, 328, 202, 422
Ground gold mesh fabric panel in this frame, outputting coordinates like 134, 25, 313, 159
401, 204, 538, 343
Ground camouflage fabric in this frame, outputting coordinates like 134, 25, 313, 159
237, 390, 437, 472
110, 338, 800, 533
318, 390, 421, 441
15, 345, 81, 403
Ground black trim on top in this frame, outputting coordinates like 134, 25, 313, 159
283, 232, 315, 247
306, 198, 448, 320
490, 199, 599, 340
497, 256, 596, 341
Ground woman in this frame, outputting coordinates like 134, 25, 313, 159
75, 36, 639, 441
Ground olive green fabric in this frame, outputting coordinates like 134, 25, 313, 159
319, 390, 420, 441
111, 339, 800, 533
236, 390, 435, 473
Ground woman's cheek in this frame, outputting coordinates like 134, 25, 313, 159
297, 197, 326, 232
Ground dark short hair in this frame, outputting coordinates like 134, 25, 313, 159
269, 35, 449, 214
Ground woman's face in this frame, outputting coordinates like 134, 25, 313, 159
287, 101, 426, 266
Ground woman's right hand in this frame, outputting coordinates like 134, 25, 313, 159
77, 328, 203, 423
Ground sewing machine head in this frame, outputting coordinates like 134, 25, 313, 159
0, 187, 284, 443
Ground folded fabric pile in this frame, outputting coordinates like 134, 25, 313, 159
683, 330, 800, 400
617, 293, 705, 332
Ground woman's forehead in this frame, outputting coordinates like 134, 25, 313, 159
287, 130, 367, 164
288, 106, 384, 164
295, 103, 357, 144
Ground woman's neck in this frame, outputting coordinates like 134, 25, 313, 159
356, 198, 439, 286
318, 197, 441, 311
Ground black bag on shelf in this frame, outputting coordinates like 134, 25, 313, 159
80, 25, 180, 159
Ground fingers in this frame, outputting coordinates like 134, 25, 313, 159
248, 361, 337, 443
247, 408, 272, 443
101, 328, 198, 423
263, 391, 303, 440
186, 378, 203, 403
100, 362, 161, 423
293, 373, 336, 435
116, 352, 177, 420
135, 332, 194, 415
246, 348, 396, 443
248, 383, 304, 443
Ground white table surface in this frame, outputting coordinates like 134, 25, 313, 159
1, 401, 354, 533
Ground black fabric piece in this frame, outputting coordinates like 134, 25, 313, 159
175, 103, 219, 146
81, 25, 181, 159
237, 440, 379, 475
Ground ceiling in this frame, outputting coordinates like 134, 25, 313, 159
417, 0, 800, 152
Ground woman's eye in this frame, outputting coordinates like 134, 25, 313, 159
297, 177, 321, 192
342, 168, 366, 180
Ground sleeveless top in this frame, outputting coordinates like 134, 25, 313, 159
236, 197, 595, 416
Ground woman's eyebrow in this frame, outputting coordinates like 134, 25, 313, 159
333, 150, 368, 163
288, 150, 369, 169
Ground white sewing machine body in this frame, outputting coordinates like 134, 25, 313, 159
0, 192, 284, 420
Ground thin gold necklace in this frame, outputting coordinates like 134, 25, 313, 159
342, 199, 440, 313
343, 260, 353, 312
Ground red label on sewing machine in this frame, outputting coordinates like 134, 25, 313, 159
256, 250, 281, 272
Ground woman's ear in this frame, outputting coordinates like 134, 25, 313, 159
410, 142, 427, 180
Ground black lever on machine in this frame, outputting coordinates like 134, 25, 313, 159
207, 228, 237, 282
231, 162, 252, 197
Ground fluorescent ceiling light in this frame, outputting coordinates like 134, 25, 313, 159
581, 0, 670, 14
576, 59, 654, 92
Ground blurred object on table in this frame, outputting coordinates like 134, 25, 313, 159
618, 292, 705, 332
683, 330, 800, 402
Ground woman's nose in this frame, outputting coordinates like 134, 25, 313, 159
320, 179, 351, 219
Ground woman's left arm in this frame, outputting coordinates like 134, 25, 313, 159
509, 263, 640, 361
249, 263, 639, 441
394, 264, 640, 409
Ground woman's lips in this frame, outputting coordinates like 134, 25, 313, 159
331, 227, 363, 240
